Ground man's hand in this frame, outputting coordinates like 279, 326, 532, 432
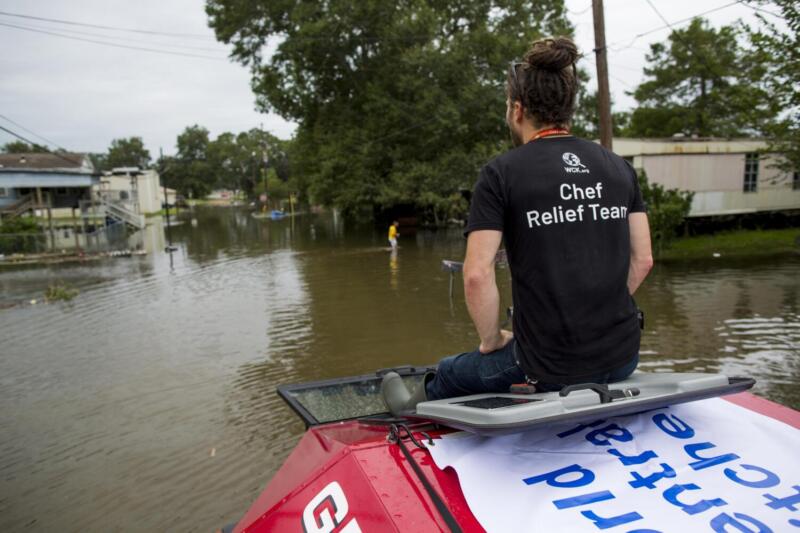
480, 329, 514, 354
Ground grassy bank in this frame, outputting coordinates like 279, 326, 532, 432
145, 208, 185, 218
659, 228, 800, 260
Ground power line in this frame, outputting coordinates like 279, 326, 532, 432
610, 74, 635, 89
0, 114, 67, 151
644, 0, 681, 32
0, 124, 83, 166
10, 20, 229, 54
0, 9, 432, 43
0, 9, 214, 40
0, 21, 228, 61
608, 1, 741, 51
642, 0, 719, 76
567, 2, 593, 16
736, 1, 784, 19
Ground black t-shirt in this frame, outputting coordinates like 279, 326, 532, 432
465, 136, 646, 384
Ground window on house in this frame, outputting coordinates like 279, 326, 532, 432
743, 153, 759, 193
0, 187, 8, 197
794, 172, 800, 191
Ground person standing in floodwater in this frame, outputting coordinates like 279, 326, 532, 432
382, 36, 653, 414
388, 221, 399, 250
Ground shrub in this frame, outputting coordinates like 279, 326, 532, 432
637, 169, 694, 254
0, 216, 46, 254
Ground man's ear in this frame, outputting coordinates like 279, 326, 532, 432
513, 101, 524, 124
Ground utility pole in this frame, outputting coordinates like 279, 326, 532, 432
592, 0, 613, 150
160, 147, 177, 253
260, 123, 269, 213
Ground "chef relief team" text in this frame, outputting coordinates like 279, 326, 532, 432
525, 182, 629, 228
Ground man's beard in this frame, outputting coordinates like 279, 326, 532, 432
508, 123, 524, 147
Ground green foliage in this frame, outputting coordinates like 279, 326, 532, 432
0, 216, 40, 233
2, 140, 48, 153
164, 125, 213, 199
162, 126, 292, 201
207, 0, 574, 221
44, 282, 79, 302
88, 153, 108, 172
0, 216, 45, 254
105, 137, 151, 169
744, 1, 800, 172
571, 90, 630, 139
253, 168, 281, 195
636, 169, 693, 254
629, 18, 777, 138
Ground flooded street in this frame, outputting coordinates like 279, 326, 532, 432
1, 207, 798, 532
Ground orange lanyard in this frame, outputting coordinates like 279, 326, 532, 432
529, 128, 570, 142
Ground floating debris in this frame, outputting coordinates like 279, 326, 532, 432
44, 282, 79, 302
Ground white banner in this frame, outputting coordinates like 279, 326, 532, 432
428, 398, 800, 532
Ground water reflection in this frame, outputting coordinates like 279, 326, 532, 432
389, 247, 399, 290
636, 257, 800, 408
0, 207, 797, 532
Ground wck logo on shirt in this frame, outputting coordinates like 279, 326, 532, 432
562, 152, 590, 174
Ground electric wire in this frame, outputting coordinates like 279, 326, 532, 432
607, 1, 741, 51
0, 124, 83, 166
0, 9, 431, 43
567, 2, 593, 16
0, 21, 227, 61
5, 20, 229, 53
0, 9, 214, 40
0, 114, 67, 152
642, 0, 721, 77
736, 1, 784, 19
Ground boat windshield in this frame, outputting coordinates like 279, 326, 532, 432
278, 367, 431, 426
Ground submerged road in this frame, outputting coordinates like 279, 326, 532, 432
1, 207, 798, 531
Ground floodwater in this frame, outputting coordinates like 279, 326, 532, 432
1, 207, 798, 531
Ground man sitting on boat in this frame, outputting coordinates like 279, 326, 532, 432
382, 36, 653, 415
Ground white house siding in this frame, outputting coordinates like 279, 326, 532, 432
613, 138, 800, 217
97, 170, 162, 215
136, 170, 162, 214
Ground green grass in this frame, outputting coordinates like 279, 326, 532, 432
145, 208, 184, 218
659, 228, 800, 260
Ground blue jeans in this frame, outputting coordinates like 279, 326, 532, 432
425, 340, 639, 401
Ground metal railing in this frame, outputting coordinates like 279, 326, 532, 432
79, 197, 145, 229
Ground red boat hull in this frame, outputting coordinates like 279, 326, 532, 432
231, 392, 800, 532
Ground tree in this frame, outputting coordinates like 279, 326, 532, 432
207, 0, 573, 221
745, 1, 800, 172
88, 153, 108, 172
106, 137, 151, 169
2, 140, 48, 153
572, 90, 630, 139
629, 18, 777, 138
637, 169, 693, 254
169, 126, 213, 198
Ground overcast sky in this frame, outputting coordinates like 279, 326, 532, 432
0, 0, 783, 156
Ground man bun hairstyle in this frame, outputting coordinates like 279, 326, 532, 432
509, 36, 580, 128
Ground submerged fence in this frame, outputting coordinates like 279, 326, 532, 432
0, 220, 133, 255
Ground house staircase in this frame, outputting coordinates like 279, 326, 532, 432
0, 195, 38, 219
80, 197, 145, 230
